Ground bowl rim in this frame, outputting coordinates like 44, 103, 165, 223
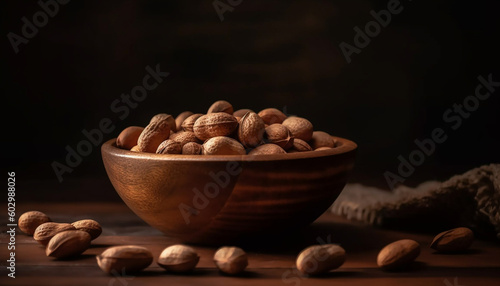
102, 136, 357, 162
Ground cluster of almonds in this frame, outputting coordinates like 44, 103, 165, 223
116, 100, 337, 155
18, 211, 102, 259
97, 245, 248, 275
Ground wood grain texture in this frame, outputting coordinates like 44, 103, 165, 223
101, 136, 357, 244
1, 203, 499, 286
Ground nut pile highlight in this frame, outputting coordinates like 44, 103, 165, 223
116, 100, 338, 155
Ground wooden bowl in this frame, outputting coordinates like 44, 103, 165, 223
101, 137, 357, 244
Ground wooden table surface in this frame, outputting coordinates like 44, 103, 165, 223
1, 202, 499, 286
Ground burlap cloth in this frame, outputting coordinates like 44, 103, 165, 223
331, 164, 500, 239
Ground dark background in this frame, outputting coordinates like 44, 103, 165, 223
2, 0, 499, 201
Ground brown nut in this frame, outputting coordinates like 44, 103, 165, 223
193, 113, 238, 141
156, 139, 182, 154
46, 230, 91, 259
248, 144, 286, 155
137, 113, 171, 153
181, 113, 204, 132
265, 124, 294, 150
296, 244, 346, 275
158, 245, 200, 273
130, 145, 140, 152
258, 108, 287, 125
116, 126, 145, 150
310, 131, 335, 149
175, 111, 194, 131
151, 113, 176, 133
97, 245, 153, 274
291, 139, 313, 152
71, 219, 102, 240
182, 142, 202, 155
170, 131, 199, 147
207, 100, 234, 114
282, 117, 313, 142
202, 137, 246, 155
377, 239, 420, 270
213, 246, 248, 275
238, 112, 266, 148
233, 109, 254, 118
430, 227, 474, 252
34, 222, 76, 245
18, 211, 51, 235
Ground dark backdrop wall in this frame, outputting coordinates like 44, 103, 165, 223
2, 0, 500, 201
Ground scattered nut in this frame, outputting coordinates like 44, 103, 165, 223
156, 139, 182, 154
207, 100, 234, 114
18, 211, 51, 235
34, 222, 76, 245
97, 245, 153, 274
248, 144, 286, 155
430, 227, 474, 252
202, 137, 246, 155
71, 219, 102, 240
310, 131, 335, 149
265, 124, 294, 150
258, 108, 287, 125
238, 112, 266, 148
213, 246, 248, 275
158, 244, 200, 273
282, 117, 313, 142
46, 230, 91, 259
175, 111, 194, 131
182, 142, 202, 155
377, 239, 420, 270
296, 244, 346, 275
116, 126, 145, 150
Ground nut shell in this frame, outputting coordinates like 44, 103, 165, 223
265, 124, 294, 150
213, 246, 248, 275
71, 219, 102, 240
158, 245, 200, 273
97, 245, 153, 274
258, 108, 287, 125
46, 230, 91, 259
175, 111, 194, 131
156, 139, 182, 154
170, 131, 199, 147
182, 142, 202, 155
248, 144, 286, 155
116, 126, 145, 150
238, 112, 266, 148
137, 113, 171, 153
34, 222, 76, 245
233, 109, 254, 118
202, 137, 246, 155
377, 239, 420, 270
193, 113, 238, 141
296, 244, 346, 275
282, 117, 313, 142
181, 113, 204, 132
18, 211, 51, 235
310, 131, 335, 149
291, 139, 313, 152
207, 100, 234, 114
430, 227, 474, 252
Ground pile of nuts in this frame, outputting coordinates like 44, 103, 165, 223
18, 211, 102, 259
18, 210, 476, 275
115, 100, 338, 155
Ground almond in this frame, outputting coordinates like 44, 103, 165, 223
34, 222, 76, 245
296, 244, 346, 275
97, 245, 153, 274
156, 139, 182, 154
282, 116, 313, 142
258, 108, 287, 125
202, 136, 246, 155
175, 111, 194, 131
238, 112, 266, 148
193, 113, 238, 141
430, 227, 474, 252
46, 230, 91, 258
207, 100, 233, 114
137, 113, 171, 153
71, 219, 102, 240
18, 211, 51, 235
377, 239, 420, 270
